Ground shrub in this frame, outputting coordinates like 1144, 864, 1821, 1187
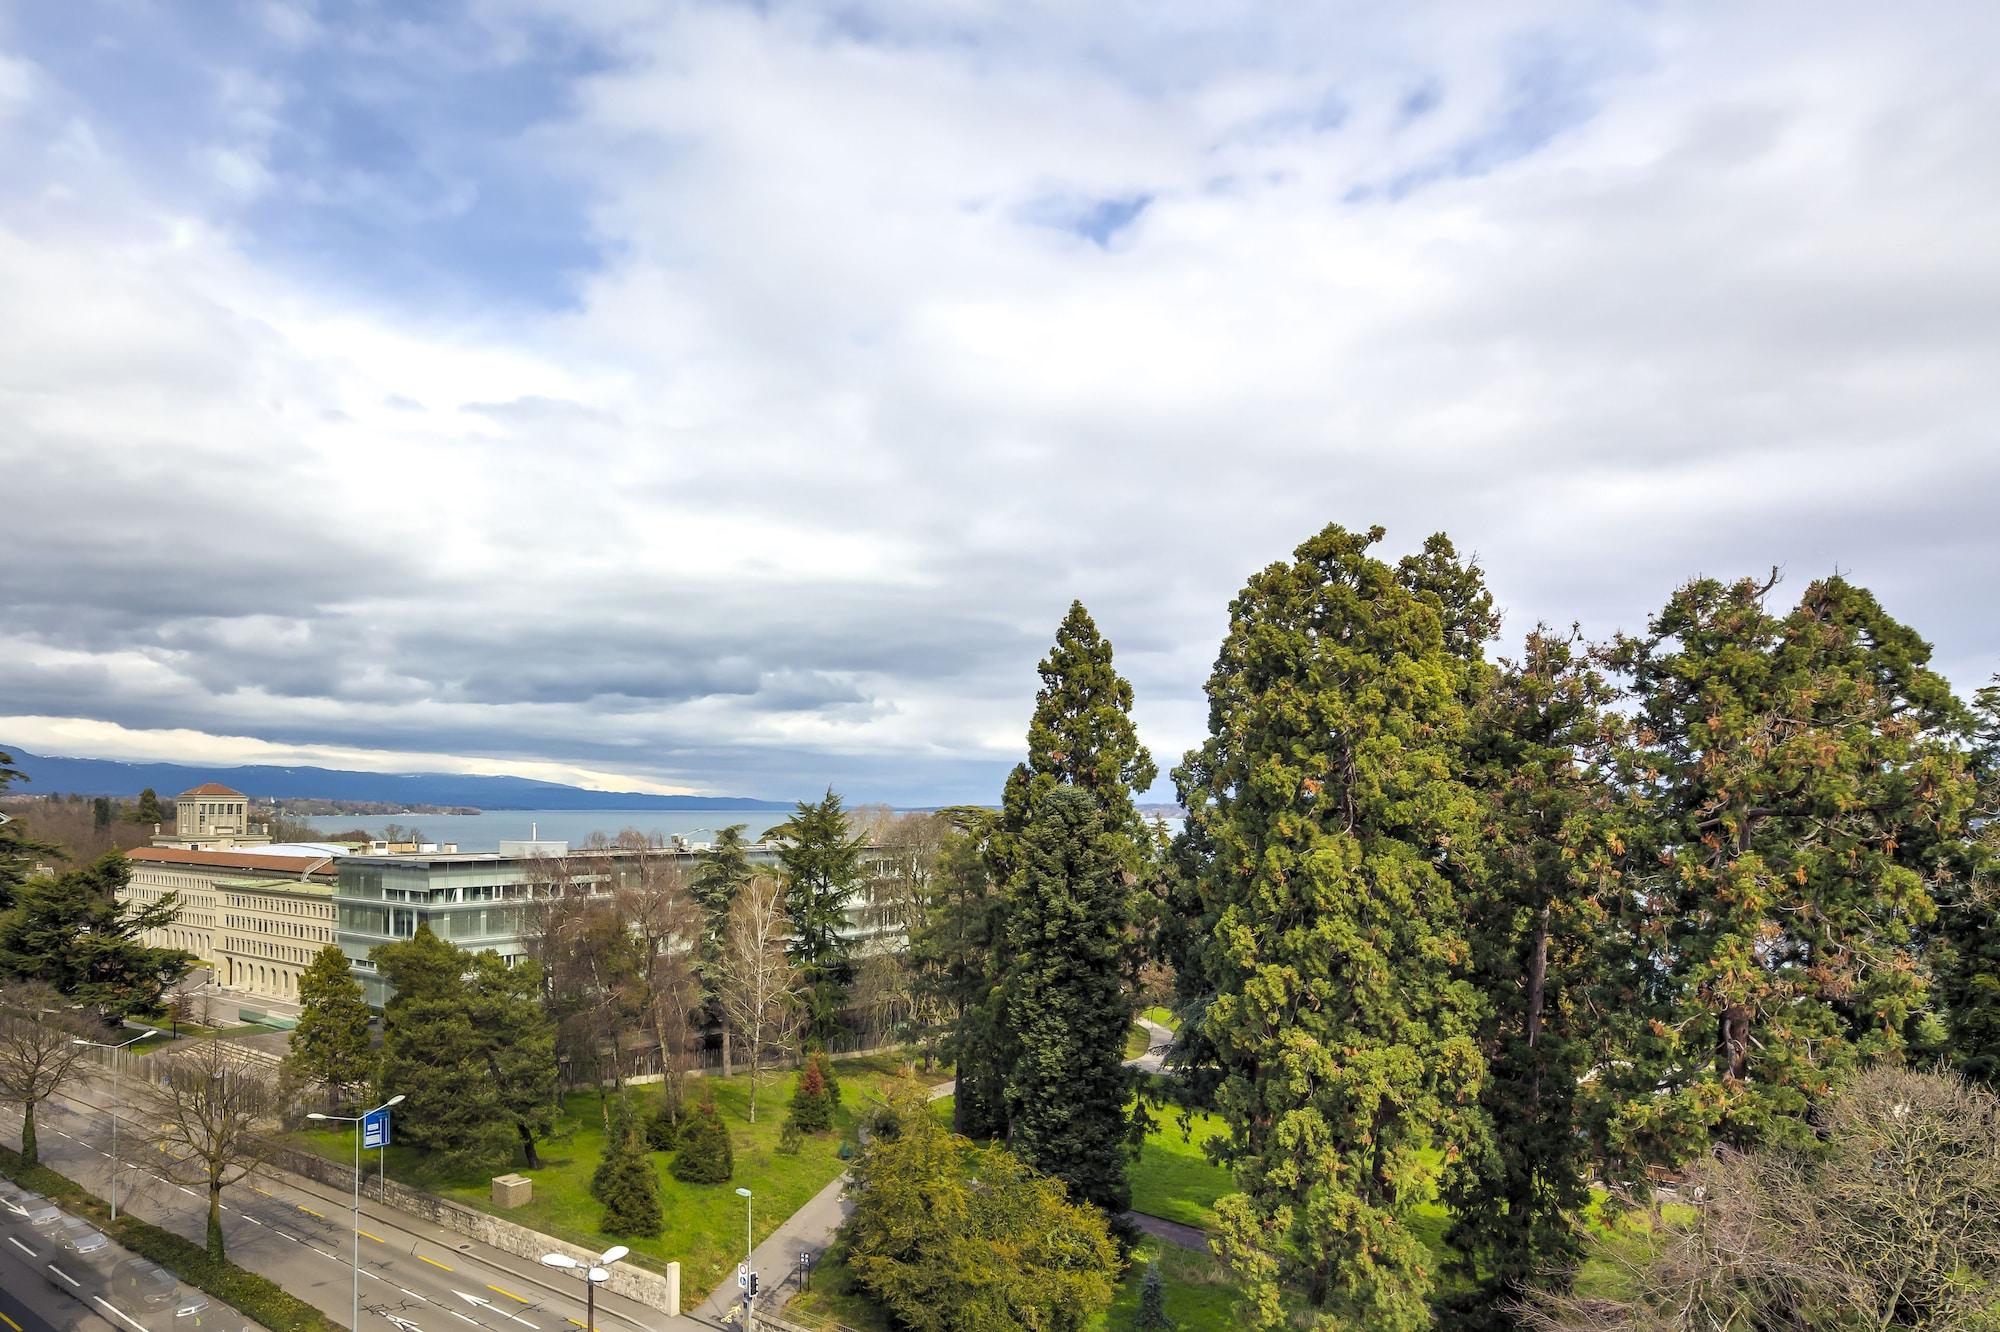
645, 1095, 680, 1152
809, 1049, 843, 1107
1136, 1260, 1173, 1329
791, 1058, 835, 1133
779, 1118, 805, 1155
672, 1099, 736, 1183
597, 1145, 664, 1237
590, 1095, 640, 1202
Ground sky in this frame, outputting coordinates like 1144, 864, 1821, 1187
1, 1, 1996, 805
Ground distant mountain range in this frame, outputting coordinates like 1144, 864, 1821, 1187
0, 747, 793, 811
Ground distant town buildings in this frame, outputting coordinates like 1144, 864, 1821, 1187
119, 782, 911, 1009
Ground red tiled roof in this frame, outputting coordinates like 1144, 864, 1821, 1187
128, 846, 336, 877
177, 782, 245, 797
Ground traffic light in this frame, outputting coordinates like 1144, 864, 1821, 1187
749, 1272, 760, 1298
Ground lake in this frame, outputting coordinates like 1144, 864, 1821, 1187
302, 808, 796, 852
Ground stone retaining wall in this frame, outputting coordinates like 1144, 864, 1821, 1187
260, 1143, 680, 1312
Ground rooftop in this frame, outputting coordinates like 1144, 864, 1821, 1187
129, 846, 338, 876
177, 782, 245, 798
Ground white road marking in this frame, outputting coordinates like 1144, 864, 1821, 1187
449, 1315, 480, 1327
6, 1237, 33, 1256
47, 1263, 80, 1287
93, 1296, 150, 1332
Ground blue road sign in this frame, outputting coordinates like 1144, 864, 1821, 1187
362, 1108, 391, 1150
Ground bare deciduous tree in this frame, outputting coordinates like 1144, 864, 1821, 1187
718, 874, 798, 1123
0, 983, 93, 1165
1523, 1067, 2000, 1332
621, 843, 706, 1128
146, 1039, 276, 1259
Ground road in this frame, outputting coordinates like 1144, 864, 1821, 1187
0, 1185, 168, 1332
3, 1082, 702, 1332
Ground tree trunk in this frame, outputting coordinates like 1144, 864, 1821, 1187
206, 1181, 226, 1260
1524, 905, 1551, 1053
516, 1119, 541, 1170
721, 1025, 734, 1079
1720, 1004, 1752, 1080
21, 1099, 37, 1166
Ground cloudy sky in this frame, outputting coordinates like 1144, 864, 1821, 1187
1, 2, 1995, 804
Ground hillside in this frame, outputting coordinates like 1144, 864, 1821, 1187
0, 747, 792, 811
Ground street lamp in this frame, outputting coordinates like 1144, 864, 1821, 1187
737, 1186, 755, 1328
308, 1093, 404, 1332
72, 1028, 158, 1220
541, 1245, 627, 1332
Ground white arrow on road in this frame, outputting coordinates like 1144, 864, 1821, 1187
382, 1315, 426, 1332
454, 1290, 539, 1330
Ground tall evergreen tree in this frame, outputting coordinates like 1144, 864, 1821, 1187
1002, 788, 1136, 1217
1607, 573, 1979, 1162
1178, 524, 1489, 1331
775, 790, 865, 1046
693, 825, 756, 1074
467, 951, 560, 1168
1445, 629, 1629, 1305
285, 945, 374, 1106
133, 787, 164, 824
963, 602, 1156, 1143
0, 852, 192, 1017
911, 809, 1009, 1135
373, 927, 510, 1163
1936, 679, 2000, 1085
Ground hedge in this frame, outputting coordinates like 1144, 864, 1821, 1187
0, 1144, 344, 1332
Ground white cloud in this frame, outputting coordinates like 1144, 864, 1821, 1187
2, 2, 1997, 802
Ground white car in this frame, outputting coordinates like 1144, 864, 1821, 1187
17, 1193, 61, 1228
60, 1215, 110, 1254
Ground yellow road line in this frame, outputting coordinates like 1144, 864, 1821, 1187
567, 1321, 586, 1329
2, 1310, 24, 1332
298, 1205, 325, 1219
418, 1254, 454, 1272
488, 1285, 530, 1304
359, 1230, 385, 1243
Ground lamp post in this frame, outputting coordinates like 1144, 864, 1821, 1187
737, 1186, 754, 1329
540, 1245, 627, 1332
307, 1094, 404, 1332
72, 1028, 157, 1220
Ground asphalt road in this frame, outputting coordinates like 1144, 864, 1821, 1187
2, 1085, 695, 1332
0, 1185, 164, 1332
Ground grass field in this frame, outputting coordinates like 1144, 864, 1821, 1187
1138, 1005, 1179, 1032
284, 1054, 925, 1295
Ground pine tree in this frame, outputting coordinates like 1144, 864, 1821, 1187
1607, 573, 1979, 1161
775, 791, 866, 1046
671, 1098, 735, 1183
286, 945, 374, 1106
0, 853, 192, 1016
1178, 524, 1489, 1331
1002, 788, 1135, 1216
809, 1048, 842, 1107
134, 787, 164, 825
1136, 1260, 1173, 1330
1446, 629, 1629, 1303
373, 927, 510, 1163
467, 952, 559, 1169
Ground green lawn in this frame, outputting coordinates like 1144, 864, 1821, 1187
1125, 1023, 1153, 1058
284, 1054, 922, 1296
1129, 1103, 1232, 1229
1098, 1238, 1240, 1330
1139, 1006, 1179, 1032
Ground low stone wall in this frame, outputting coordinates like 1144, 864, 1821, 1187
260, 1143, 680, 1312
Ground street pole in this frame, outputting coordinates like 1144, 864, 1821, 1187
737, 1186, 754, 1330
74, 1028, 156, 1221
540, 1246, 626, 1332
308, 1093, 403, 1332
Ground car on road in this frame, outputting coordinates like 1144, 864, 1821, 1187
118, 1257, 181, 1307
60, 1214, 110, 1254
15, 1191, 62, 1228
175, 1288, 212, 1320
